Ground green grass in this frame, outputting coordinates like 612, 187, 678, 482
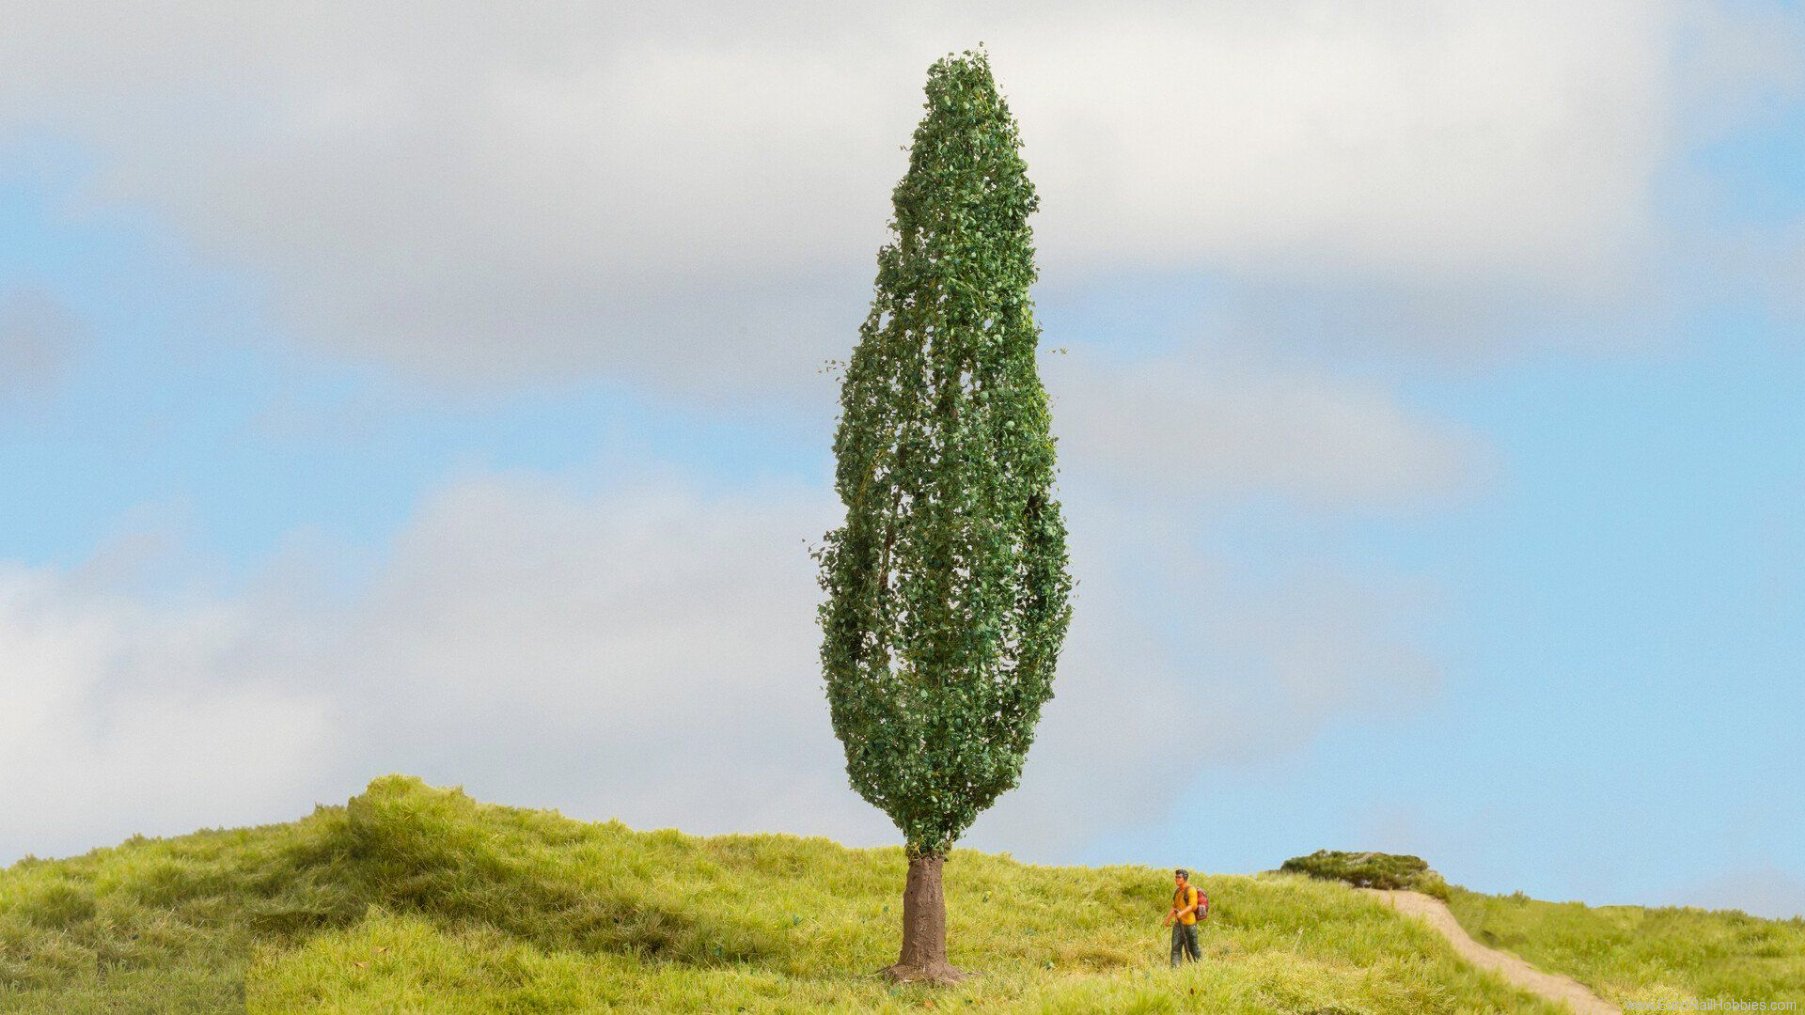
1446, 886, 1805, 1010
0, 775, 1783, 1013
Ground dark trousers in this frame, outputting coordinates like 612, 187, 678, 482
1170, 921, 1201, 966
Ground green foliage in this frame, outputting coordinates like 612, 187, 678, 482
816, 48, 1072, 858
6, 776, 1795, 1012
1279, 851, 1452, 900
1446, 886, 1805, 1009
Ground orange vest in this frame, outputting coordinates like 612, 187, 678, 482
1173, 884, 1199, 925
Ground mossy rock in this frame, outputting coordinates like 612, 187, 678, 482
1280, 850, 1451, 900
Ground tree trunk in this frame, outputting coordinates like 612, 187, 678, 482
881, 854, 968, 984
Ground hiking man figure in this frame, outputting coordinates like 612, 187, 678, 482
1163, 868, 1204, 966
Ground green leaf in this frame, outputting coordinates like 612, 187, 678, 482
818, 49, 1072, 857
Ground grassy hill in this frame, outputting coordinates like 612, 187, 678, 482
0, 777, 1796, 1013
1446, 887, 1804, 1009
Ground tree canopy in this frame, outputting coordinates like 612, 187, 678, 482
817, 49, 1072, 860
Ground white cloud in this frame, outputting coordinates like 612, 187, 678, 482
0, 474, 901, 863
1046, 346, 1485, 508
0, 1, 1692, 388
0, 565, 334, 861
1677, 0, 1805, 139
317, 472, 893, 844
0, 288, 86, 401
0, 431, 1455, 864
969, 488, 1446, 855
1008, 2, 1670, 282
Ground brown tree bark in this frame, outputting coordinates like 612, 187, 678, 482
881, 854, 968, 984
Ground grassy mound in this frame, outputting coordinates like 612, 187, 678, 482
1278, 850, 1452, 900
1446, 886, 1805, 1010
0, 776, 1779, 1013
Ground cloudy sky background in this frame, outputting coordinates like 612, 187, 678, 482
3, 2, 1802, 918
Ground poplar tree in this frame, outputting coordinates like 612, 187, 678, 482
815, 49, 1073, 984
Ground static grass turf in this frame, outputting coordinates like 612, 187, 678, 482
0, 776, 1784, 1012
1445, 886, 1805, 1011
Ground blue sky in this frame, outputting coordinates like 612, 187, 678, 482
2, 3, 1801, 918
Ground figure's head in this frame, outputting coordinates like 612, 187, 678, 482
1174, 868, 1189, 886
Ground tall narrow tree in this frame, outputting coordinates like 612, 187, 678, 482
816, 49, 1073, 985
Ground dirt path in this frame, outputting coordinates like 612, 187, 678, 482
1366, 890, 1619, 1015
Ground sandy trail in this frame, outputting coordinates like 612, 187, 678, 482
1365, 889, 1619, 1015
